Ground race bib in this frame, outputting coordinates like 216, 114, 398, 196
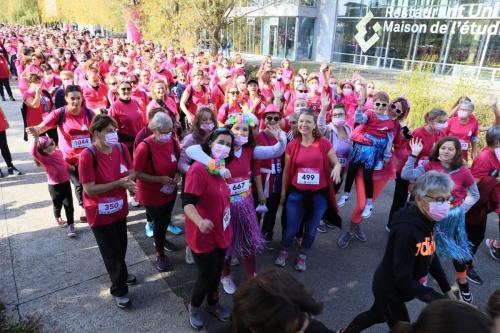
459, 140, 469, 150
98, 198, 123, 215
228, 179, 250, 195
71, 135, 91, 149
297, 168, 320, 185
223, 207, 231, 231
160, 184, 176, 194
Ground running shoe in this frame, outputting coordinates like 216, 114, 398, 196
126, 274, 137, 285
274, 250, 288, 267
337, 193, 350, 208
264, 240, 274, 250
317, 221, 328, 233
361, 202, 374, 219
466, 266, 483, 285
295, 254, 307, 272
66, 224, 76, 237
188, 304, 204, 330
145, 222, 154, 238
155, 253, 168, 272
9, 96, 15, 102
164, 239, 178, 252
221, 275, 236, 295
485, 239, 500, 261
456, 279, 473, 304
185, 246, 195, 265
167, 224, 183, 235
206, 303, 230, 322
338, 232, 354, 249
8, 167, 22, 176
115, 294, 131, 308
129, 197, 140, 207
353, 224, 367, 242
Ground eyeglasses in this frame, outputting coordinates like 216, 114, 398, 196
266, 116, 281, 122
298, 90, 308, 93
391, 103, 403, 114
375, 102, 388, 107
424, 195, 453, 204
229, 91, 239, 95
109, 82, 117, 86
332, 114, 345, 118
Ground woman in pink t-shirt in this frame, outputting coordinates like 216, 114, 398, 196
31, 133, 75, 237
217, 84, 242, 125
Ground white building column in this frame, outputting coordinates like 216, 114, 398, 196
314, 0, 337, 62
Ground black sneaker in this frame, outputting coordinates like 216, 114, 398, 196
206, 303, 230, 322
8, 167, 23, 176
9, 96, 15, 102
155, 253, 168, 272
164, 239, 179, 252
466, 266, 483, 285
457, 280, 473, 304
126, 274, 137, 285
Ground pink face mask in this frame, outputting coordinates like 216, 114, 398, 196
200, 123, 215, 132
428, 202, 450, 221
434, 122, 448, 131
332, 118, 346, 126
211, 144, 230, 160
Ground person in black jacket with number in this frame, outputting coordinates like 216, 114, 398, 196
337, 170, 455, 333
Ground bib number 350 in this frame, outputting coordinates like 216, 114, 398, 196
98, 199, 124, 215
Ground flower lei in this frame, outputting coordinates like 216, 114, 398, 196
226, 113, 256, 128
207, 159, 226, 176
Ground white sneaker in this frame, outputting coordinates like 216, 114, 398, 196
220, 275, 236, 295
185, 246, 195, 265
129, 197, 140, 207
361, 202, 374, 219
337, 193, 350, 208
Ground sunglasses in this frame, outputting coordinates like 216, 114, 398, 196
120, 87, 132, 91
375, 102, 388, 107
390, 103, 403, 114
298, 90, 308, 93
266, 116, 281, 122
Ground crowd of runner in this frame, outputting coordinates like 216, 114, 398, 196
0, 23, 499, 333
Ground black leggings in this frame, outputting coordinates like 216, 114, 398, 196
48, 181, 74, 224
453, 222, 486, 273
0, 79, 13, 99
68, 164, 83, 207
145, 200, 176, 254
91, 218, 129, 297
0, 131, 13, 168
344, 162, 374, 198
387, 173, 409, 227
191, 248, 226, 307
343, 295, 410, 332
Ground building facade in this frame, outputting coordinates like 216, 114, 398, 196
227, 0, 500, 80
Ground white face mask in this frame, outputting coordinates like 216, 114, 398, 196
458, 110, 469, 119
495, 147, 500, 162
343, 88, 352, 96
63, 79, 73, 87
159, 133, 172, 142
434, 121, 448, 131
104, 132, 119, 145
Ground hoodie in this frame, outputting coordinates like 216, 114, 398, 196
372, 202, 451, 303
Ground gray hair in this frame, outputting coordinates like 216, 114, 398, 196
486, 125, 500, 146
412, 170, 455, 198
460, 100, 475, 112
148, 112, 173, 132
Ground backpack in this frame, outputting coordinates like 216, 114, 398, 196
86, 143, 126, 170
57, 106, 94, 125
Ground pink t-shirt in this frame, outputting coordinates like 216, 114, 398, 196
217, 102, 242, 124
424, 161, 474, 206
108, 99, 144, 148
446, 116, 479, 161
82, 82, 109, 111
412, 126, 445, 166
31, 144, 71, 185
287, 140, 332, 191
470, 148, 500, 213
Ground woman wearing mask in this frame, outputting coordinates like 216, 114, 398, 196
258, 70, 277, 109
23, 74, 48, 129
446, 100, 479, 161
336, 80, 358, 127
305, 73, 323, 114
217, 84, 242, 125
27, 85, 95, 221
146, 79, 178, 125
402, 136, 480, 304
179, 107, 217, 264
20, 51, 43, 94
79, 115, 136, 308
242, 78, 265, 117
180, 69, 210, 125
283, 75, 306, 116
108, 80, 144, 156
74, 53, 88, 86
186, 113, 287, 294
183, 128, 234, 329
134, 112, 180, 272
280, 58, 294, 88
62, 49, 77, 72
276, 110, 342, 271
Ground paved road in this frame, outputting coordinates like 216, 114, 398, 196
0, 80, 499, 333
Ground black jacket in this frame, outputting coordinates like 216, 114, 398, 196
372, 203, 451, 303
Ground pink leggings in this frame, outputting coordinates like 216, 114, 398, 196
351, 175, 389, 224
222, 254, 257, 279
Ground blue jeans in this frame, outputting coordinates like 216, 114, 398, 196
281, 191, 328, 252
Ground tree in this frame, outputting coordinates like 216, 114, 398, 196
1, 0, 42, 25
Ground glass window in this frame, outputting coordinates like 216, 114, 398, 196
299, 0, 317, 6
296, 17, 315, 59
278, 17, 287, 58
286, 17, 296, 59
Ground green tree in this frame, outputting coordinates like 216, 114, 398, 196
1, 0, 42, 25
